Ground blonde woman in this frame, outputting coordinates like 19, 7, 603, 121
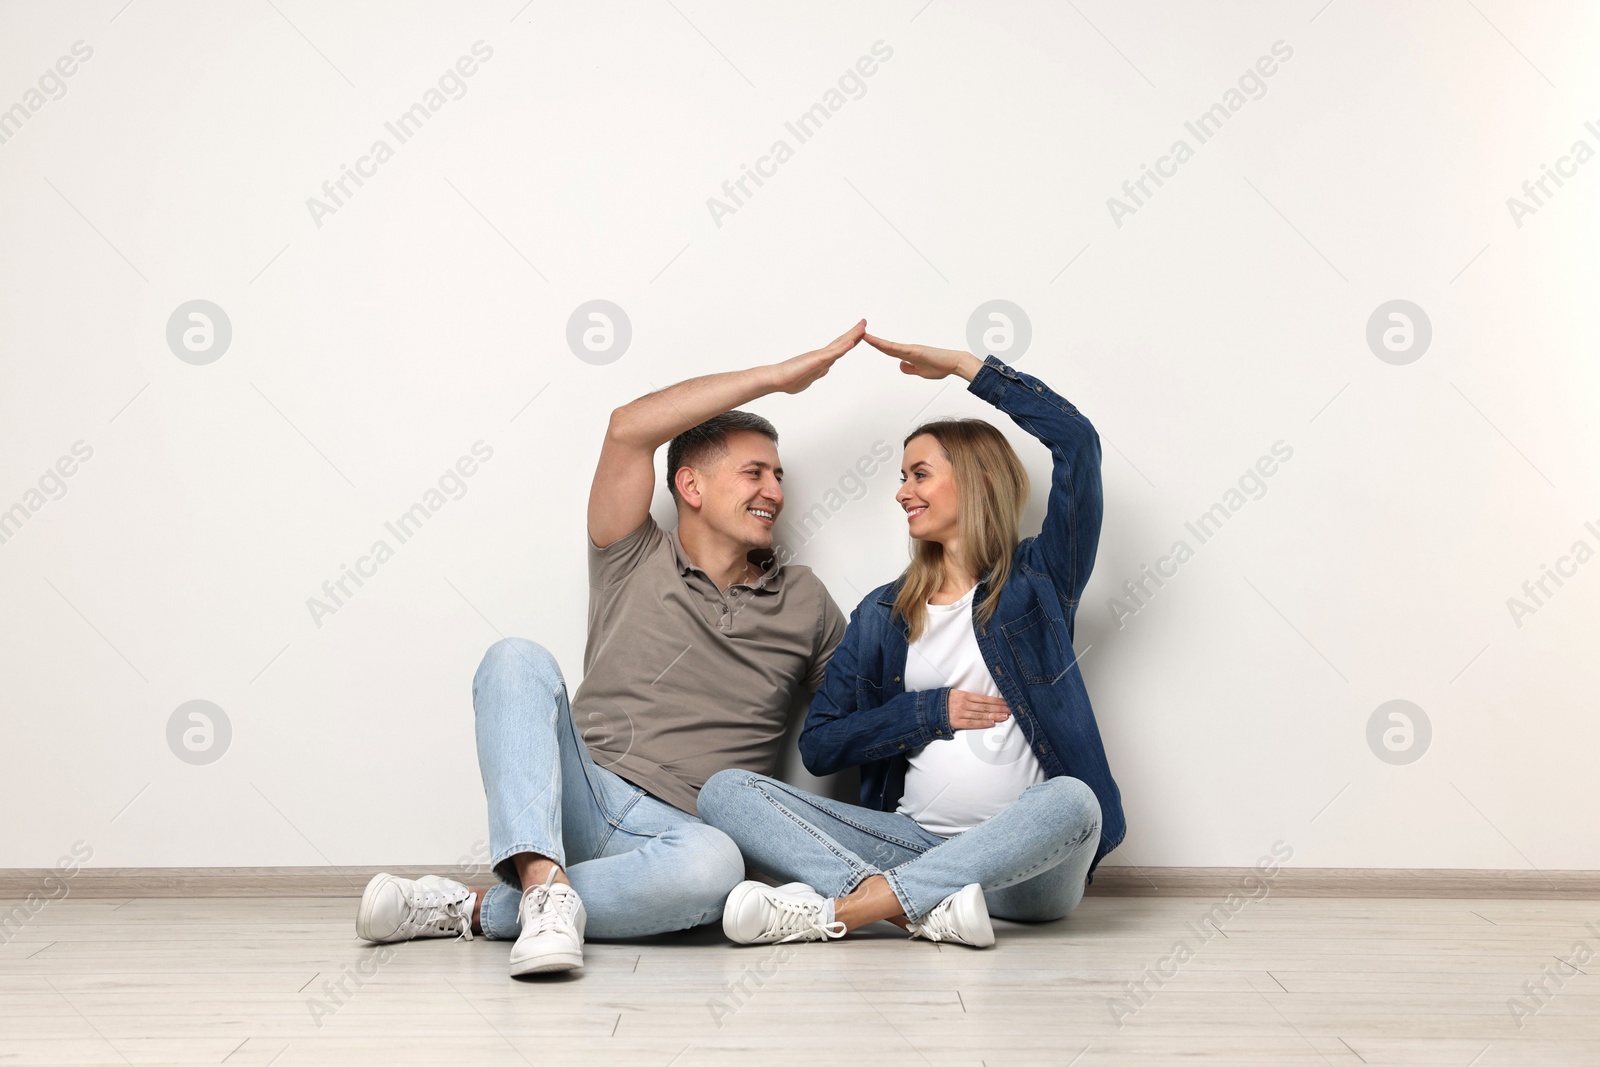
698, 333, 1123, 947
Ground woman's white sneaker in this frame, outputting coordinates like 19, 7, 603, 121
905, 883, 994, 948
722, 881, 847, 945
355, 873, 476, 943
508, 869, 586, 976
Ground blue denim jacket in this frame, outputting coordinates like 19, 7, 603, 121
800, 355, 1125, 877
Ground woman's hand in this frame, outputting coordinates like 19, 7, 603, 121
769, 319, 867, 394
864, 332, 984, 382
947, 690, 1011, 731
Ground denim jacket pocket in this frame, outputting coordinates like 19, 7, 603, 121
856, 676, 884, 708
1001, 605, 1069, 685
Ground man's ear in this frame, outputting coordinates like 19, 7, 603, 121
674, 465, 703, 509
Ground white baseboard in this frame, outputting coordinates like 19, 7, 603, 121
2, 865, 1597, 898
1085, 865, 1600, 898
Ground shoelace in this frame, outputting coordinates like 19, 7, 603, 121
907, 904, 956, 943
760, 895, 847, 944
520, 869, 581, 937
400, 883, 475, 942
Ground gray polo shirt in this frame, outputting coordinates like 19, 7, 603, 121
573, 514, 846, 815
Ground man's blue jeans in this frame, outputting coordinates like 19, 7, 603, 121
697, 769, 1101, 924
472, 638, 744, 940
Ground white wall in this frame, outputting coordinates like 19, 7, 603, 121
2, 1, 1596, 873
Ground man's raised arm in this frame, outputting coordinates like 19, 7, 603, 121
586, 319, 866, 548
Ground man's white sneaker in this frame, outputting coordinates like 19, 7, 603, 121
722, 881, 847, 945
508, 869, 586, 976
906, 883, 995, 948
355, 873, 476, 944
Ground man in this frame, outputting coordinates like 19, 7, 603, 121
354, 321, 862, 976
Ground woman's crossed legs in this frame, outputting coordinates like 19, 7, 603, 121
696, 770, 1102, 931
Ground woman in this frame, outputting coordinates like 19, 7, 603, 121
696, 333, 1125, 947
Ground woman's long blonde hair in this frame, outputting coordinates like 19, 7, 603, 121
893, 419, 1029, 642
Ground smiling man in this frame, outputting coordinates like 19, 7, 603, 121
354, 322, 859, 976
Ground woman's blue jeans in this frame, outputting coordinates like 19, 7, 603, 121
472, 638, 744, 940
697, 769, 1101, 923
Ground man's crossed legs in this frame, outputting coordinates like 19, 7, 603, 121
356, 637, 743, 975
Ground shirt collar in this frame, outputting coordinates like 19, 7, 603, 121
669, 528, 785, 593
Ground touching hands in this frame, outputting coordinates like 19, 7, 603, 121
768, 322, 984, 397
947, 690, 1011, 731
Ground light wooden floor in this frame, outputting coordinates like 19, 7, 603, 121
2, 893, 1597, 1065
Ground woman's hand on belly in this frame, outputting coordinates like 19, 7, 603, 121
948, 690, 1010, 731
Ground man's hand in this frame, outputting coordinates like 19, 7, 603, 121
769, 319, 867, 394
863, 332, 983, 383
948, 690, 1011, 730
